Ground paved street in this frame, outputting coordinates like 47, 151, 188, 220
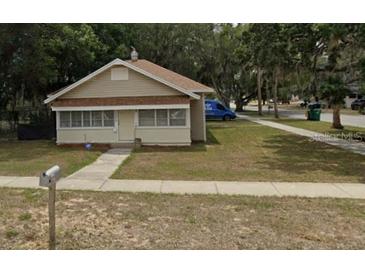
244, 105, 365, 128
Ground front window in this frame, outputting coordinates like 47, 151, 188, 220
60, 112, 71, 128
91, 111, 102, 127
139, 110, 155, 126
83, 111, 91, 127
71, 112, 82, 127
138, 109, 186, 127
156, 109, 168, 126
103, 111, 114, 127
59, 110, 114, 128
169, 109, 186, 126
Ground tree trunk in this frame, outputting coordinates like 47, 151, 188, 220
273, 69, 279, 119
257, 67, 263, 116
311, 54, 319, 95
332, 105, 343, 129
265, 76, 270, 109
235, 99, 244, 112
295, 64, 303, 97
210, 75, 230, 107
9, 93, 18, 131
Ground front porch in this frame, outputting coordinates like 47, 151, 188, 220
52, 94, 206, 146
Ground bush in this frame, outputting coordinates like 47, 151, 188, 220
360, 106, 365, 115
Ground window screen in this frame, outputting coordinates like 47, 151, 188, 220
103, 111, 114, 127
156, 109, 168, 126
60, 112, 71, 128
169, 109, 186, 126
83, 111, 91, 127
91, 111, 102, 127
139, 110, 155, 126
71, 111, 82, 127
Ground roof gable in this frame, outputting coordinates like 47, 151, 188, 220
60, 65, 182, 99
44, 58, 213, 104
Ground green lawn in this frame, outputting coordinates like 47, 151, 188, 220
272, 118, 365, 137
1, 188, 365, 249
240, 110, 365, 141
113, 120, 365, 183
0, 141, 104, 177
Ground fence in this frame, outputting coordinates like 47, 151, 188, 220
0, 109, 55, 140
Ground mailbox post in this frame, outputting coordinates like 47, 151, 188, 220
39, 165, 61, 250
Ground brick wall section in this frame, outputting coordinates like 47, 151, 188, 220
52, 96, 190, 107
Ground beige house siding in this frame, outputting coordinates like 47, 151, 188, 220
135, 128, 191, 145
62, 65, 181, 99
57, 129, 118, 144
57, 127, 191, 145
190, 93, 206, 141
55, 109, 192, 145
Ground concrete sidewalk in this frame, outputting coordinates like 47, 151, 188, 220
238, 114, 365, 156
1, 176, 364, 199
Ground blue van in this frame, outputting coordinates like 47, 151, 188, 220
205, 99, 236, 120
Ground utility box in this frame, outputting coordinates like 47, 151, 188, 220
39, 165, 61, 187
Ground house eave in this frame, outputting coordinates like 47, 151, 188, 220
51, 104, 190, 111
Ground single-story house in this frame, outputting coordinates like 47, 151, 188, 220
44, 51, 214, 146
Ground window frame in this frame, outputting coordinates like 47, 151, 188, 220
60, 111, 71, 128
156, 109, 168, 126
138, 109, 156, 127
82, 111, 91, 127
71, 111, 82, 128
91, 111, 103, 127
58, 110, 115, 129
169, 109, 187, 126
102, 110, 115, 127
216, 103, 226, 111
137, 109, 187, 128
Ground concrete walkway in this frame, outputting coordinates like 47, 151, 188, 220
65, 148, 131, 181
1, 177, 365, 199
238, 114, 365, 156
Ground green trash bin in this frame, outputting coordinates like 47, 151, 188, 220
307, 108, 321, 121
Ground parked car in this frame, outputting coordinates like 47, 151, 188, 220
351, 99, 365, 110
205, 99, 236, 121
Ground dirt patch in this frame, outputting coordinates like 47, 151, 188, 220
1, 188, 365, 249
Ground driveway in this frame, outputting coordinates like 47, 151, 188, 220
244, 105, 365, 128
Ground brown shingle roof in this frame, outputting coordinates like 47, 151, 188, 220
127, 59, 213, 92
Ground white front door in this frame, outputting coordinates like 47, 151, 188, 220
118, 110, 135, 142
